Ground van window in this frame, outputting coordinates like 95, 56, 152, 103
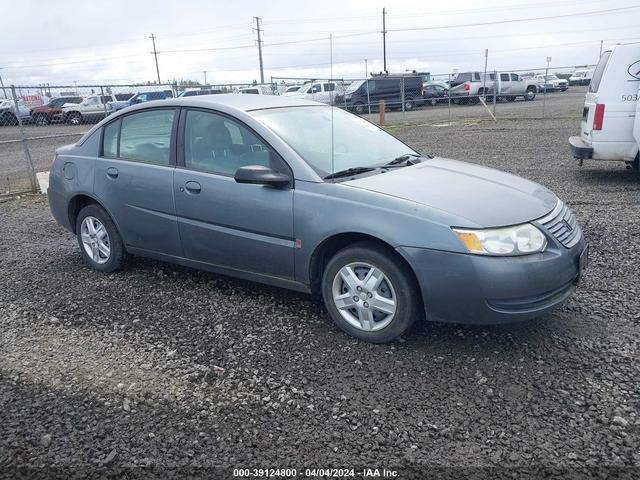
323, 83, 335, 92
473, 73, 480, 81
500, 73, 510, 81
589, 50, 611, 93
510, 74, 520, 81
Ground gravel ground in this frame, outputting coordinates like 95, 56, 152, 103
1, 92, 639, 479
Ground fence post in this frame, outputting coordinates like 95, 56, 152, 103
10, 85, 37, 193
401, 77, 405, 122
366, 79, 371, 116
493, 70, 497, 117
379, 100, 385, 125
100, 86, 109, 120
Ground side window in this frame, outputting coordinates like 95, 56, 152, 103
184, 110, 284, 176
500, 73, 510, 81
473, 73, 480, 81
366, 80, 376, 93
311, 84, 322, 93
119, 109, 175, 165
86, 97, 99, 106
323, 83, 335, 92
510, 73, 520, 81
102, 120, 120, 158
138, 94, 148, 102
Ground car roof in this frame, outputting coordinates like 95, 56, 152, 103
125, 93, 322, 112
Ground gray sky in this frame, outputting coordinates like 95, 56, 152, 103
1, 0, 639, 86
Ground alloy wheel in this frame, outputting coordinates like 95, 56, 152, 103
331, 262, 397, 332
80, 216, 110, 264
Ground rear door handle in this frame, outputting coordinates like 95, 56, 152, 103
106, 167, 118, 178
184, 181, 201, 193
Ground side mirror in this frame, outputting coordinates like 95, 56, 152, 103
234, 165, 290, 188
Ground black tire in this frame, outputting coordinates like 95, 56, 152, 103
430, 98, 437, 106
525, 88, 536, 101
34, 114, 49, 126
1, 112, 18, 126
75, 204, 126, 273
404, 98, 414, 111
321, 241, 421, 343
353, 102, 366, 115
67, 112, 82, 125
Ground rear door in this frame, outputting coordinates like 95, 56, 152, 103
94, 108, 182, 257
173, 108, 295, 279
499, 73, 511, 95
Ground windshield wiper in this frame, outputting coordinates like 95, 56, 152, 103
383, 154, 424, 167
324, 166, 377, 180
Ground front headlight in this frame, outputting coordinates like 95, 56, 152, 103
452, 224, 547, 256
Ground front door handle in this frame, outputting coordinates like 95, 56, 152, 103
106, 167, 118, 178
184, 181, 201, 193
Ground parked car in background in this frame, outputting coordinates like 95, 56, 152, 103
288, 81, 346, 104
335, 76, 424, 113
236, 85, 276, 95
569, 69, 594, 86
30, 96, 83, 125
62, 94, 128, 125
449, 71, 537, 103
282, 85, 304, 95
422, 83, 449, 105
178, 89, 223, 97
569, 43, 640, 171
115, 93, 135, 102
47, 95, 587, 343
128, 91, 168, 105
534, 74, 569, 92
0, 99, 32, 126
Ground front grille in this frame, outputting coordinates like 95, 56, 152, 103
537, 201, 582, 248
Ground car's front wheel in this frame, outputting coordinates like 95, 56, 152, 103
75, 204, 126, 272
322, 242, 421, 343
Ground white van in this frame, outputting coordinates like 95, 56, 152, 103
569, 43, 640, 171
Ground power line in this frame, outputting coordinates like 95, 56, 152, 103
388, 5, 640, 33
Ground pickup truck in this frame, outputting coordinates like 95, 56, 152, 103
62, 94, 128, 125
450, 71, 538, 103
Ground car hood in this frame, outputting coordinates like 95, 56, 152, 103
343, 157, 558, 227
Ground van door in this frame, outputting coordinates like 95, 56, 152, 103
499, 73, 511, 95
581, 48, 640, 161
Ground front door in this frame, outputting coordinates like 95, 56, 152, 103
173, 108, 295, 279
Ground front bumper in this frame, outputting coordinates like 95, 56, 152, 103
569, 135, 593, 159
398, 235, 586, 325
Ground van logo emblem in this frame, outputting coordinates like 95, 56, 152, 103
628, 60, 640, 80
561, 220, 573, 232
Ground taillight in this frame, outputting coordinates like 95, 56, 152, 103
593, 104, 605, 130
464, 83, 470, 91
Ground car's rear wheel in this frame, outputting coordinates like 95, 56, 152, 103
34, 114, 49, 126
525, 88, 536, 101
67, 112, 82, 125
75, 204, 126, 272
430, 98, 437, 106
404, 99, 414, 111
354, 102, 366, 115
322, 242, 420, 343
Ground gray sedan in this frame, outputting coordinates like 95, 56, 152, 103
48, 95, 587, 343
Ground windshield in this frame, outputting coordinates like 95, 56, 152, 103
546, 75, 559, 81
251, 106, 417, 176
345, 79, 366, 94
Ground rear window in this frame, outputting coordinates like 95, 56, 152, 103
589, 50, 611, 93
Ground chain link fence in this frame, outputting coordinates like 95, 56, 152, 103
0, 67, 591, 195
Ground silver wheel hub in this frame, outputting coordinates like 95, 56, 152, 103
332, 262, 397, 332
80, 216, 110, 265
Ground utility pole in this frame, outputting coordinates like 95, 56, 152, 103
203, 71, 208, 85
0, 73, 6, 98
599, 40, 604, 57
150, 33, 161, 84
364, 59, 368, 78
482, 49, 488, 99
382, 7, 387, 74
254, 17, 265, 84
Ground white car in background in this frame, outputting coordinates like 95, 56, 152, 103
569, 69, 594, 86
281, 85, 305, 96
287, 81, 345, 104
0, 99, 32, 125
534, 74, 569, 92
236, 85, 276, 95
